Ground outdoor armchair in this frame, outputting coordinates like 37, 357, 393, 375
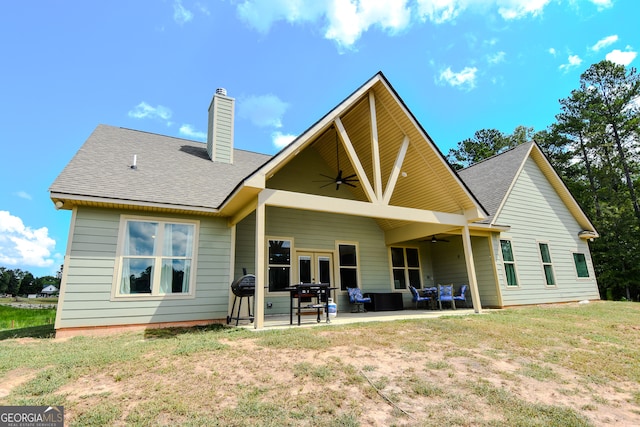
347, 287, 371, 313
409, 285, 430, 309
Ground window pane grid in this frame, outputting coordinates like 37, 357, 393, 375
573, 253, 589, 278
538, 243, 555, 286
500, 240, 518, 287
390, 247, 421, 290
119, 219, 195, 296
339, 244, 358, 291
268, 240, 291, 291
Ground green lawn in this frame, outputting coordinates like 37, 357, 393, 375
0, 305, 56, 330
0, 301, 638, 426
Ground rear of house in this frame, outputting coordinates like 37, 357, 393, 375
50, 73, 599, 336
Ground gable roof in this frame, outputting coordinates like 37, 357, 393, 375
51, 72, 488, 225
458, 142, 533, 224
233, 71, 487, 223
49, 125, 270, 214
459, 142, 598, 236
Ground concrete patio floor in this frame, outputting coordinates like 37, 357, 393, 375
234, 307, 483, 331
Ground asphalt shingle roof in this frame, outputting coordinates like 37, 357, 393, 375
50, 125, 271, 210
457, 142, 533, 224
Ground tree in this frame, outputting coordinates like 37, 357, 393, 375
7, 269, 21, 296
446, 128, 525, 169
19, 272, 37, 295
580, 60, 640, 224
542, 60, 640, 301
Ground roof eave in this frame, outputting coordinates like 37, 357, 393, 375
49, 192, 221, 215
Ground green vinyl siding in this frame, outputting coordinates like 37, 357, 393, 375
494, 157, 599, 305
235, 207, 393, 313
429, 236, 500, 308
56, 207, 232, 329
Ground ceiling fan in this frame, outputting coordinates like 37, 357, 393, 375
428, 235, 450, 243
316, 127, 358, 190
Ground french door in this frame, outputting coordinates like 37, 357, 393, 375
297, 251, 333, 285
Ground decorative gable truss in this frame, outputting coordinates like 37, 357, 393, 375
224, 73, 491, 328
230, 75, 487, 240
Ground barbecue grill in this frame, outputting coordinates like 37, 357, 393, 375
226, 274, 255, 326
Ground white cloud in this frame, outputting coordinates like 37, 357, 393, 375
548, 47, 556, 56
238, 95, 289, 128
195, 2, 210, 15
272, 131, 297, 149
416, 0, 465, 24
606, 48, 637, 66
16, 191, 32, 200
588, 0, 613, 10
236, 0, 600, 49
437, 66, 478, 90
0, 211, 56, 268
559, 54, 582, 72
173, 0, 194, 24
237, 0, 325, 33
128, 102, 172, 121
325, 0, 411, 49
497, 0, 550, 20
487, 51, 506, 64
179, 124, 207, 141
591, 35, 618, 52
628, 96, 640, 113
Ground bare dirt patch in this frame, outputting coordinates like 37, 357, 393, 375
49, 336, 639, 426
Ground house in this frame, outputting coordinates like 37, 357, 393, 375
40, 285, 59, 297
49, 73, 599, 337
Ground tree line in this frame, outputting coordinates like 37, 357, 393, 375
0, 266, 61, 297
447, 60, 640, 301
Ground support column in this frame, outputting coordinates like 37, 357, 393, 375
254, 199, 266, 329
461, 225, 482, 314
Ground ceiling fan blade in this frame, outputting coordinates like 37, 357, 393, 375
319, 182, 335, 188
344, 182, 357, 188
336, 183, 340, 191
343, 173, 358, 180
319, 173, 336, 180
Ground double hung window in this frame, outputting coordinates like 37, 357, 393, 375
538, 243, 555, 286
500, 239, 518, 287
390, 247, 421, 290
573, 253, 590, 278
268, 239, 291, 291
338, 244, 358, 291
117, 218, 197, 297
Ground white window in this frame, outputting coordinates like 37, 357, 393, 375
115, 217, 197, 298
390, 247, 421, 290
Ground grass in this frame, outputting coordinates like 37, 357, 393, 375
0, 305, 57, 331
0, 301, 638, 426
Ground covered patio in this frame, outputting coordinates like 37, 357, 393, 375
234, 307, 482, 331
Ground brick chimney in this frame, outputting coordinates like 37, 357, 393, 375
207, 88, 234, 163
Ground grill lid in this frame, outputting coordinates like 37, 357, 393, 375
230, 274, 255, 297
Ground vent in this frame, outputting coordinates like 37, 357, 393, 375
215, 88, 227, 96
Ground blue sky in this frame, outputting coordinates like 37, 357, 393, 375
1, 0, 637, 278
